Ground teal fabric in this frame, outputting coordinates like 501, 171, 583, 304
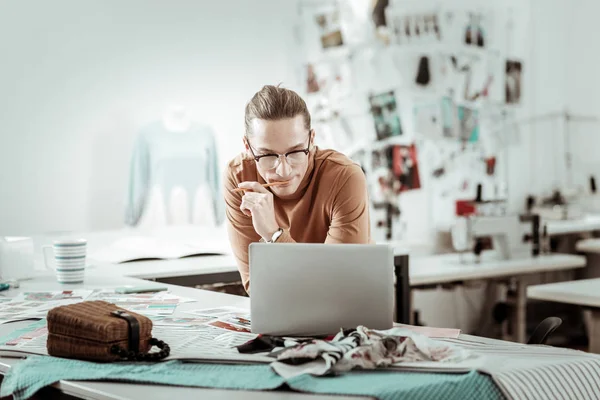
0, 355, 505, 400
288, 370, 504, 400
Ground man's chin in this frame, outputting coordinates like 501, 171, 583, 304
271, 183, 297, 197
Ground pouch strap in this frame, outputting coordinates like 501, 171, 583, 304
111, 310, 140, 353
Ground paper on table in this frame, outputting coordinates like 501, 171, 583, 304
88, 236, 231, 264
184, 306, 249, 317
391, 324, 461, 339
10, 290, 93, 303
150, 316, 217, 327
0, 320, 49, 357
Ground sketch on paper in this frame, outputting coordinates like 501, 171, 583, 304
387, 9, 441, 45
315, 7, 344, 49
457, 106, 479, 143
464, 12, 486, 48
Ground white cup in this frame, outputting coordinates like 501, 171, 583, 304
42, 239, 87, 284
0, 237, 35, 281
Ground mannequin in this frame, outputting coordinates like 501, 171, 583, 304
162, 104, 192, 133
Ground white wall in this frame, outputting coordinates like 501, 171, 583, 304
564, 1, 600, 188
0, 0, 578, 237
0, 0, 297, 235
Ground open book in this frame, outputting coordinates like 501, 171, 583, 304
88, 236, 232, 264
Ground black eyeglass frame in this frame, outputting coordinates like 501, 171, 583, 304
246, 131, 312, 169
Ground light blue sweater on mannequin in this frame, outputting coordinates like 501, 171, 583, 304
125, 121, 223, 227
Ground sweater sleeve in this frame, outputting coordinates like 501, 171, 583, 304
124, 135, 150, 226
223, 167, 260, 292
325, 165, 371, 244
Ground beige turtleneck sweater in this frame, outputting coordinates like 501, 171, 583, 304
223, 147, 371, 292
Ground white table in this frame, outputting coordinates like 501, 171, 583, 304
545, 214, 600, 236
576, 238, 600, 253
0, 271, 370, 400
410, 251, 587, 343
528, 278, 600, 353
34, 227, 241, 287
31, 228, 587, 343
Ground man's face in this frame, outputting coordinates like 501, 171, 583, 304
245, 115, 313, 198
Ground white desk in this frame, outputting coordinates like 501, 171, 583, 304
410, 251, 587, 343
528, 278, 600, 353
31, 229, 587, 343
409, 252, 586, 287
545, 214, 600, 236
33, 227, 241, 286
576, 238, 600, 253
0, 272, 369, 400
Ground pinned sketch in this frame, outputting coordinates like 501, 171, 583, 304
438, 54, 494, 104
386, 8, 442, 45
442, 9, 493, 51
505, 59, 522, 104
457, 106, 479, 143
414, 102, 443, 140
315, 7, 344, 49
464, 12, 486, 47
440, 96, 458, 138
304, 61, 352, 98
369, 91, 403, 140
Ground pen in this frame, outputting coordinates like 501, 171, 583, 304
230, 181, 291, 193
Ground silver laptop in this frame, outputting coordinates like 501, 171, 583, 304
249, 243, 394, 336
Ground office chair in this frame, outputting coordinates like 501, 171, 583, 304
527, 317, 562, 345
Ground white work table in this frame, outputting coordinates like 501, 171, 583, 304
545, 214, 600, 236
0, 272, 369, 400
33, 226, 241, 286
410, 252, 586, 287
528, 278, 600, 353
410, 251, 587, 344
576, 238, 600, 253
29, 228, 588, 343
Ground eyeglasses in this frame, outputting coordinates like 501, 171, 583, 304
247, 132, 312, 170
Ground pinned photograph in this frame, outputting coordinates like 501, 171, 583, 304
371, 0, 391, 44
457, 106, 479, 143
505, 59, 522, 104
369, 91, 403, 141
392, 144, 421, 192
315, 8, 344, 49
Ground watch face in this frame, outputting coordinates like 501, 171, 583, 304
272, 229, 283, 242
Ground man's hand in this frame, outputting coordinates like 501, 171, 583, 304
238, 182, 280, 241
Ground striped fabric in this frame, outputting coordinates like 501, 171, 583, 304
439, 336, 600, 400
272, 326, 471, 378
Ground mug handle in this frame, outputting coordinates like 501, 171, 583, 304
41, 245, 55, 271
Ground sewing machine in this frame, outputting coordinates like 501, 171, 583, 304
452, 198, 541, 260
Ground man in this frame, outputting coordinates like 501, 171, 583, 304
224, 85, 371, 293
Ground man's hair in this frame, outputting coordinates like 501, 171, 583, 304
244, 85, 311, 136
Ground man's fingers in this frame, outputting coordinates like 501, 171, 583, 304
242, 192, 266, 206
238, 181, 269, 193
240, 198, 256, 217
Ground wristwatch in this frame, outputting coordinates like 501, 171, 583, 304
266, 228, 283, 243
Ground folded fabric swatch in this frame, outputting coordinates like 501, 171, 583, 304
271, 326, 471, 378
